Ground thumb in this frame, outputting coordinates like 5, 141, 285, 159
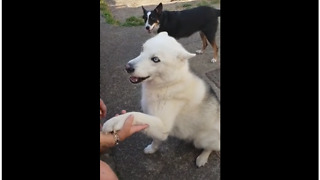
123, 115, 134, 127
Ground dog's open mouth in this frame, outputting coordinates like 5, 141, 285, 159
129, 76, 150, 84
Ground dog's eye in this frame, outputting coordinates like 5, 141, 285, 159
151, 56, 160, 63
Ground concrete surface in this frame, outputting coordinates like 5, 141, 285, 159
100, 1, 220, 179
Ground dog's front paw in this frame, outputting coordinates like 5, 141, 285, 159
101, 116, 127, 133
101, 119, 116, 133
144, 144, 157, 154
211, 58, 217, 63
196, 50, 203, 54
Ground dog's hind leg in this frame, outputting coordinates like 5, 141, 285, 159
202, 29, 219, 63
196, 32, 208, 54
196, 139, 220, 167
194, 130, 220, 167
211, 40, 219, 63
196, 149, 213, 167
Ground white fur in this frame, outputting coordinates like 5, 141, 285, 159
145, 12, 152, 29
102, 32, 220, 167
211, 58, 217, 63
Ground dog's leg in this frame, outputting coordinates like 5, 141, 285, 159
144, 138, 163, 154
211, 40, 219, 63
196, 32, 208, 54
196, 149, 213, 167
202, 29, 219, 63
102, 112, 169, 141
102, 104, 182, 154
194, 130, 220, 167
195, 138, 219, 167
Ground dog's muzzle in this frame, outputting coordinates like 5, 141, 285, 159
125, 63, 135, 73
145, 26, 151, 33
125, 63, 150, 84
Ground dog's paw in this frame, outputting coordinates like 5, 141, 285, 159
196, 155, 208, 167
101, 116, 127, 133
144, 144, 157, 154
101, 120, 113, 133
211, 58, 217, 63
196, 50, 203, 54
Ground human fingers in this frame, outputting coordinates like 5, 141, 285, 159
121, 115, 148, 135
115, 110, 127, 117
130, 124, 149, 134
117, 115, 134, 141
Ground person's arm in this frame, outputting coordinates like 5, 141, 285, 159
100, 132, 116, 153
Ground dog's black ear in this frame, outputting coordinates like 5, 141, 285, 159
155, 3, 163, 14
142, 6, 147, 20
142, 6, 147, 13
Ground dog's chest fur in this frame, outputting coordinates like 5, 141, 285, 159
140, 77, 210, 140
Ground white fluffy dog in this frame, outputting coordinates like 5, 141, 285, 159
102, 32, 220, 167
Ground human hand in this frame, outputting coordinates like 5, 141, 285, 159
100, 99, 107, 120
115, 110, 127, 116
116, 114, 149, 141
102, 113, 149, 142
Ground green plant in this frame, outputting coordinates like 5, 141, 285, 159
181, 3, 193, 9
122, 16, 144, 27
182, 3, 193, 8
197, 1, 210, 7
100, 0, 120, 25
197, 0, 220, 7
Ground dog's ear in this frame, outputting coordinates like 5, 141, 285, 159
142, 6, 147, 14
142, 6, 147, 20
155, 3, 163, 15
178, 50, 196, 61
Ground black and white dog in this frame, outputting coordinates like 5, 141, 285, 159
142, 3, 220, 63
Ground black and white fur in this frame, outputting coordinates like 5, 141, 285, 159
142, 3, 220, 63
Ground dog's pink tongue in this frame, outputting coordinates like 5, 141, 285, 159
130, 76, 139, 83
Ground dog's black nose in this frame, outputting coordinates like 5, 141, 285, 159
146, 26, 150, 30
125, 63, 135, 73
